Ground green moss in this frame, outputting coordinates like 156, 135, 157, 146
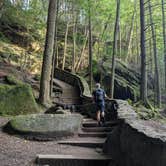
6, 75, 23, 85
134, 102, 163, 120
8, 114, 83, 137
0, 84, 39, 116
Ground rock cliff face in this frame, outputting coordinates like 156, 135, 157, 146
103, 100, 166, 166
93, 60, 154, 101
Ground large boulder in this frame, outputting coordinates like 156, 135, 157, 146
0, 75, 39, 115
5, 114, 83, 140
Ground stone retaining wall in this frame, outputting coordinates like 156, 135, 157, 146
104, 100, 166, 166
54, 68, 92, 103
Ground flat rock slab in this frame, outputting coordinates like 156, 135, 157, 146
5, 114, 83, 140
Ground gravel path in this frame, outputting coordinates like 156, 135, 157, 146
0, 117, 99, 166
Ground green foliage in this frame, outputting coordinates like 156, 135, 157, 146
134, 104, 165, 121
1, 0, 47, 31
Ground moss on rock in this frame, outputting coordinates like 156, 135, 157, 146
6, 114, 83, 140
6, 74, 23, 85
0, 83, 39, 116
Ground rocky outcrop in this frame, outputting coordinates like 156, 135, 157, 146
103, 100, 166, 166
93, 60, 154, 101
0, 75, 39, 116
5, 114, 83, 140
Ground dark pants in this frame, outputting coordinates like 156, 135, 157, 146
96, 102, 105, 112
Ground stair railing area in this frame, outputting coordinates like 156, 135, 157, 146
54, 68, 92, 103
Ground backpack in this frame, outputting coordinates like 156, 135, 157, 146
95, 89, 104, 102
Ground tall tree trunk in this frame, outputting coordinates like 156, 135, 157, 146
161, 0, 166, 90
88, 0, 93, 92
50, 0, 59, 97
110, 0, 120, 98
62, 22, 69, 70
39, 0, 57, 105
148, 0, 161, 107
140, 0, 147, 103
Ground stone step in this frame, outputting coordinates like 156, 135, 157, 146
58, 137, 106, 148
82, 127, 113, 133
83, 118, 96, 122
37, 154, 112, 166
82, 121, 119, 128
78, 132, 109, 138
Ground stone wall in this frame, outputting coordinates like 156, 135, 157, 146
103, 100, 166, 166
54, 68, 92, 102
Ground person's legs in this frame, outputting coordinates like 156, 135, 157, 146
100, 104, 105, 124
97, 110, 101, 122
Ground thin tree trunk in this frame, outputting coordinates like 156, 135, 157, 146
39, 0, 57, 105
149, 38, 153, 73
148, 0, 161, 107
72, 8, 77, 73
88, 0, 93, 92
118, 21, 122, 59
135, 6, 140, 64
62, 22, 69, 70
75, 32, 88, 72
126, 1, 137, 61
140, 0, 147, 103
161, 0, 166, 90
110, 0, 120, 98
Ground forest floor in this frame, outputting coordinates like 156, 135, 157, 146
0, 117, 101, 166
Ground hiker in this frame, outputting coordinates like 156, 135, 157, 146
92, 83, 107, 126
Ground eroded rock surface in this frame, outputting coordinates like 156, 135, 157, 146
93, 60, 154, 101
104, 100, 166, 166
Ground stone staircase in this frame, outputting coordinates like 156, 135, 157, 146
37, 117, 118, 166
52, 78, 81, 105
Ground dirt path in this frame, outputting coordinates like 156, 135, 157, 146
0, 117, 100, 166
